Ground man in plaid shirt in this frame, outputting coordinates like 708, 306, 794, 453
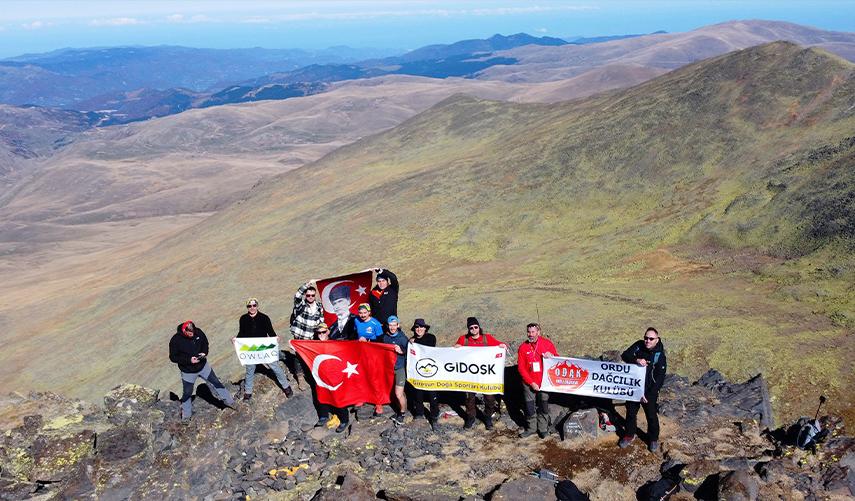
290, 280, 323, 389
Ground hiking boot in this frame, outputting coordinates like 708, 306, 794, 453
519, 427, 536, 438
648, 440, 659, 452
335, 422, 348, 433
373, 404, 384, 417
463, 417, 476, 429
243, 393, 252, 401
314, 417, 329, 428
392, 413, 405, 425
618, 435, 635, 448
284, 387, 293, 398
538, 431, 548, 439
484, 417, 494, 430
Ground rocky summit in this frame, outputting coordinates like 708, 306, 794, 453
0, 365, 852, 500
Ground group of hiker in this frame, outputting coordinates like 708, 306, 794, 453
168, 268, 666, 451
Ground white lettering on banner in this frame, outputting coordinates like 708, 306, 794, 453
540, 356, 646, 402
233, 337, 280, 366
407, 344, 505, 394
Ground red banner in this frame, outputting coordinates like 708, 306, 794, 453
316, 271, 373, 328
292, 340, 397, 407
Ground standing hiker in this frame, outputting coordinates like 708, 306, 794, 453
380, 316, 409, 424
169, 320, 235, 420
369, 267, 399, 332
517, 323, 557, 438
290, 281, 324, 389
619, 327, 666, 452
409, 318, 440, 425
235, 298, 293, 401
454, 317, 506, 430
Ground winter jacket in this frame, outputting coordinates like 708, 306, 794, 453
369, 269, 399, 325
621, 339, 667, 395
411, 332, 437, 347
290, 283, 324, 340
380, 331, 409, 369
169, 324, 210, 373
237, 311, 276, 338
517, 337, 558, 387
455, 333, 504, 347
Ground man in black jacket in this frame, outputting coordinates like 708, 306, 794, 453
619, 327, 667, 452
169, 321, 235, 420
369, 268, 398, 331
409, 318, 440, 426
234, 298, 292, 400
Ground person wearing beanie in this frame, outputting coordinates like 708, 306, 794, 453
517, 323, 557, 439
289, 280, 324, 389
369, 267, 399, 331
454, 317, 506, 430
311, 323, 349, 433
379, 316, 409, 424
409, 318, 440, 425
169, 320, 235, 420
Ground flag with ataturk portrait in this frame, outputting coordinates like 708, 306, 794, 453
315, 271, 373, 328
292, 340, 397, 407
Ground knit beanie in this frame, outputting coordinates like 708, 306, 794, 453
466, 317, 480, 329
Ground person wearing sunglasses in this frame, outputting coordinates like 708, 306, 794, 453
619, 327, 667, 452
454, 317, 506, 430
289, 280, 323, 389
169, 320, 235, 420
235, 298, 293, 401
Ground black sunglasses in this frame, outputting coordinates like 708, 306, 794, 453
644, 336, 658, 341
247, 304, 258, 308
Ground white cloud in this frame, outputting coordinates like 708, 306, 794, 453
241, 16, 273, 24
21, 20, 53, 30
166, 13, 215, 24
89, 17, 145, 27
535, 27, 548, 33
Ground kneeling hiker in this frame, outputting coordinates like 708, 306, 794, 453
454, 317, 506, 430
619, 327, 666, 452
169, 321, 235, 420
235, 298, 293, 400
312, 323, 349, 433
518, 323, 557, 438
380, 316, 409, 424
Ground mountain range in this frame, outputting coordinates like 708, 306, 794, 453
0, 36, 851, 429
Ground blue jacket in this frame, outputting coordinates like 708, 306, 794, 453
355, 317, 384, 341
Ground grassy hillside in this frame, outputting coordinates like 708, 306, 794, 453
3, 42, 853, 424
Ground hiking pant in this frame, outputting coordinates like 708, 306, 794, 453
180, 363, 234, 420
522, 384, 550, 433
624, 391, 659, 441
464, 392, 497, 421
318, 404, 349, 424
244, 361, 291, 394
411, 386, 439, 421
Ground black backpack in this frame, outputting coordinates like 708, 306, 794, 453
636, 477, 679, 501
556, 480, 589, 501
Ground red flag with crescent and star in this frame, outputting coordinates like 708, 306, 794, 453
316, 271, 373, 328
292, 340, 397, 407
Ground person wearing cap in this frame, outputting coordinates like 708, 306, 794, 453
517, 323, 557, 438
169, 321, 235, 420
409, 318, 439, 424
454, 317, 506, 430
311, 323, 349, 433
289, 280, 324, 389
619, 327, 666, 452
234, 298, 293, 401
328, 283, 357, 340
354, 303, 383, 342
369, 267, 399, 331
380, 316, 409, 424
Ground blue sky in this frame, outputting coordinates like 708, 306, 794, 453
1, 1, 853, 58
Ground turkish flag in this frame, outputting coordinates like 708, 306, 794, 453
292, 340, 397, 407
316, 271, 373, 328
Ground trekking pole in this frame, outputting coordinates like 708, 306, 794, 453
814, 395, 827, 420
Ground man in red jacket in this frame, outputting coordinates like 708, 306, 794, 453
517, 323, 557, 438
454, 316, 506, 430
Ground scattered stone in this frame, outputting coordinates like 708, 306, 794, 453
311, 472, 375, 501
490, 476, 556, 500
718, 469, 760, 500
562, 408, 599, 440
103, 384, 159, 419
98, 426, 149, 461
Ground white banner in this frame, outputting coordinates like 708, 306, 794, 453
233, 337, 280, 366
540, 356, 646, 402
406, 344, 505, 394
